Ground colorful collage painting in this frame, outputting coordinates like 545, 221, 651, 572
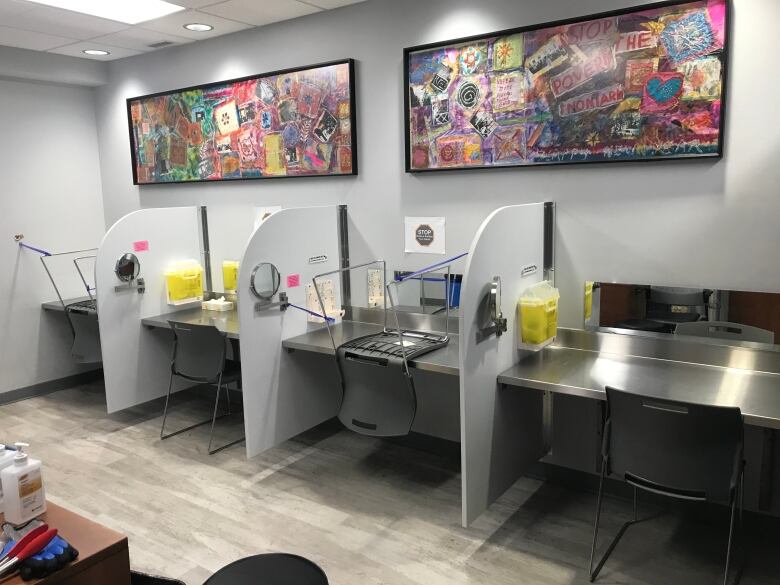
405, 0, 727, 171
127, 60, 356, 184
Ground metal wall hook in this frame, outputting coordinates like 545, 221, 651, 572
477, 276, 507, 340
490, 276, 508, 336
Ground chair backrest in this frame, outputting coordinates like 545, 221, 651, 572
336, 346, 417, 437
604, 386, 743, 503
169, 321, 226, 382
676, 320, 774, 344
69, 312, 102, 364
649, 286, 706, 307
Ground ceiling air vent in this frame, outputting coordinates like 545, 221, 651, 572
148, 41, 175, 48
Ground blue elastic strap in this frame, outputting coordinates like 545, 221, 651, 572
395, 251, 468, 282
18, 242, 52, 257
288, 303, 335, 323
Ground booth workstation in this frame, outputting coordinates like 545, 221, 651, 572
3, 0, 780, 583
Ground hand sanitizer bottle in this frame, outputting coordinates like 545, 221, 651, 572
0, 443, 46, 525
0, 445, 16, 514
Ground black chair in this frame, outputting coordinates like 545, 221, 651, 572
160, 322, 244, 454
203, 553, 328, 585
334, 330, 447, 437
590, 386, 745, 584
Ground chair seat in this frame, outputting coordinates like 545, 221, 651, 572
203, 553, 328, 585
175, 360, 242, 385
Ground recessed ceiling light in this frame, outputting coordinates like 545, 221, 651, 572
25, 0, 185, 25
82, 49, 110, 56
184, 23, 214, 32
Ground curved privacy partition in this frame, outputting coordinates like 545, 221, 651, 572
459, 203, 549, 526
238, 205, 344, 458
96, 207, 201, 412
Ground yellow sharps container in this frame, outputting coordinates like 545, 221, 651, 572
584, 281, 594, 321
222, 260, 239, 293
165, 260, 204, 305
518, 281, 561, 346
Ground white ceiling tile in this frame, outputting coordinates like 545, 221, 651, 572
201, 0, 320, 27
140, 8, 252, 39
302, 0, 366, 9
48, 40, 144, 60
166, 0, 228, 7
91, 28, 193, 52
3, 6, 129, 40
0, 24, 74, 50
0, 0, 38, 19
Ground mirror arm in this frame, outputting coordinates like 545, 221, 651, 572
114, 277, 145, 294
254, 291, 288, 313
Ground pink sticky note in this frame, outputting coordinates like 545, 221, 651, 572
133, 240, 149, 252
286, 274, 300, 288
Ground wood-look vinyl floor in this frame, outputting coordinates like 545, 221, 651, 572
1, 381, 779, 585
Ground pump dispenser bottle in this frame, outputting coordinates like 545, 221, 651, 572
0, 443, 46, 524
0, 445, 16, 514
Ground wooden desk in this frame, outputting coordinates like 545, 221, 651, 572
1, 502, 130, 585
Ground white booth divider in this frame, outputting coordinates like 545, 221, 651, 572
97, 207, 201, 413
239, 205, 343, 459
459, 203, 547, 527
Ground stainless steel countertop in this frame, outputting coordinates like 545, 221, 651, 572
498, 346, 780, 429
283, 322, 460, 376
42, 297, 93, 312
142, 307, 240, 340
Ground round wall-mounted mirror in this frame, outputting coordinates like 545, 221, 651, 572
115, 253, 140, 282
250, 262, 281, 300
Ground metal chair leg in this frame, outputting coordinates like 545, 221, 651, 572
225, 380, 232, 415
590, 464, 654, 582
724, 468, 746, 585
589, 460, 607, 582
724, 490, 738, 585
161, 374, 227, 441
160, 372, 175, 439
207, 377, 246, 455
207, 373, 224, 454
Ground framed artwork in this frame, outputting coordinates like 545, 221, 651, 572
404, 0, 728, 172
127, 59, 357, 184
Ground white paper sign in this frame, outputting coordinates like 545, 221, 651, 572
405, 216, 445, 254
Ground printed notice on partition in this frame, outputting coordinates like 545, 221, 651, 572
405, 217, 445, 255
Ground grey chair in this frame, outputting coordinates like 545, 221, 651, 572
68, 311, 102, 364
336, 343, 418, 437
160, 322, 244, 454
590, 387, 744, 584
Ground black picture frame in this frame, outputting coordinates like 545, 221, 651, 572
403, 0, 730, 173
127, 58, 358, 185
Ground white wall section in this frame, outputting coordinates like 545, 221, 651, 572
0, 78, 105, 395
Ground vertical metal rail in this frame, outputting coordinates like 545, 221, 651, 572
199, 205, 213, 294
542, 201, 557, 451
544, 201, 556, 285
337, 204, 351, 309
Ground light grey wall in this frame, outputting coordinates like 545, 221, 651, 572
0, 45, 107, 87
0, 79, 106, 394
95, 0, 780, 328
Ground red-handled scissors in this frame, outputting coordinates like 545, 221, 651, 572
0, 528, 58, 576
